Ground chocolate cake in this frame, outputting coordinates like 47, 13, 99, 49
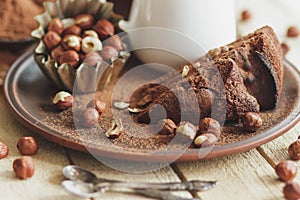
129, 26, 283, 129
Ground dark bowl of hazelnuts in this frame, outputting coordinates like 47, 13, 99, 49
31, 0, 130, 93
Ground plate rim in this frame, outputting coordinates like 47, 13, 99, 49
3, 50, 300, 162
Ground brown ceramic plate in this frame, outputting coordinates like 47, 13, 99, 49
4, 48, 300, 162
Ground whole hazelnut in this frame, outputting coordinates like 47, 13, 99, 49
51, 45, 64, 61
48, 18, 64, 35
13, 156, 34, 179
287, 26, 299, 38
83, 52, 103, 67
17, 137, 39, 156
87, 99, 106, 114
52, 91, 74, 110
194, 133, 218, 148
75, 14, 95, 30
240, 112, 262, 132
63, 25, 82, 36
100, 46, 118, 62
199, 117, 221, 137
275, 160, 298, 182
157, 119, 176, 135
62, 35, 82, 52
59, 50, 80, 68
83, 30, 99, 39
281, 43, 290, 56
289, 140, 300, 160
82, 107, 100, 127
283, 182, 300, 200
241, 10, 252, 21
104, 35, 123, 51
43, 31, 62, 50
93, 19, 115, 40
82, 36, 103, 54
0, 141, 9, 159
175, 122, 197, 143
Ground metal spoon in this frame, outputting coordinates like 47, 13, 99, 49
62, 180, 202, 200
63, 165, 217, 192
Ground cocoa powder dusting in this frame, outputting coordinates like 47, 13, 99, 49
0, 0, 43, 40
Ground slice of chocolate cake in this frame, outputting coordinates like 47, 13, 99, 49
129, 26, 283, 131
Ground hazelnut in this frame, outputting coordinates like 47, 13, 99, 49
17, 137, 39, 156
181, 65, 190, 78
83, 52, 103, 67
59, 50, 80, 68
63, 25, 82, 36
82, 36, 102, 54
0, 141, 9, 159
51, 45, 64, 61
157, 119, 176, 135
75, 14, 94, 30
240, 112, 262, 132
287, 26, 299, 38
100, 46, 118, 62
43, 31, 62, 50
281, 43, 290, 56
13, 156, 34, 179
48, 18, 64, 35
105, 121, 123, 139
82, 107, 100, 127
241, 10, 252, 21
283, 182, 300, 200
62, 35, 82, 52
87, 99, 106, 114
207, 48, 222, 60
275, 160, 298, 182
83, 30, 99, 39
105, 35, 123, 51
199, 117, 221, 137
52, 91, 73, 110
175, 122, 197, 143
194, 133, 218, 148
93, 19, 115, 40
289, 140, 300, 160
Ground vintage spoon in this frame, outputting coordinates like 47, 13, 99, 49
63, 165, 217, 192
62, 180, 202, 200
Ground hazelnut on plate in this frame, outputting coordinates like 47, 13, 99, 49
157, 119, 176, 135
87, 99, 106, 114
194, 133, 218, 148
82, 36, 102, 54
240, 112, 262, 132
175, 122, 197, 143
17, 136, 39, 156
52, 91, 74, 110
48, 18, 64, 35
199, 117, 221, 137
82, 107, 100, 127
62, 35, 82, 52
59, 50, 80, 68
43, 31, 62, 50
93, 19, 115, 40
13, 156, 35, 180
100, 46, 118, 62
75, 14, 95, 30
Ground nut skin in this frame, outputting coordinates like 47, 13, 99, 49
75, 14, 95, 30
0, 141, 9, 159
63, 25, 82, 36
275, 160, 298, 182
288, 140, 300, 160
17, 137, 39, 156
83, 52, 103, 67
82, 107, 100, 127
51, 46, 64, 61
13, 156, 34, 180
87, 99, 106, 114
283, 182, 300, 200
240, 112, 263, 132
157, 119, 176, 135
93, 19, 115, 40
175, 122, 197, 143
43, 31, 62, 50
105, 35, 123, 51
199, 117, 221, 137
62, 35, 82, 52
287, 26, 299, 38
193, 133, 218, 148
100, 46, 118, 62
48, 18, 64, 35
241, 10, 252, 21
59, 50, 80, 68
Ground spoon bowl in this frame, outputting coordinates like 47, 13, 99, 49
62, 180, 99, 198
63, 165, 98, 183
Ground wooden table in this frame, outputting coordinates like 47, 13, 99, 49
0, 0, 299, 199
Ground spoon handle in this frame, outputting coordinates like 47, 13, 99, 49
136, 189, 202, 200
95, 180, 216, 192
